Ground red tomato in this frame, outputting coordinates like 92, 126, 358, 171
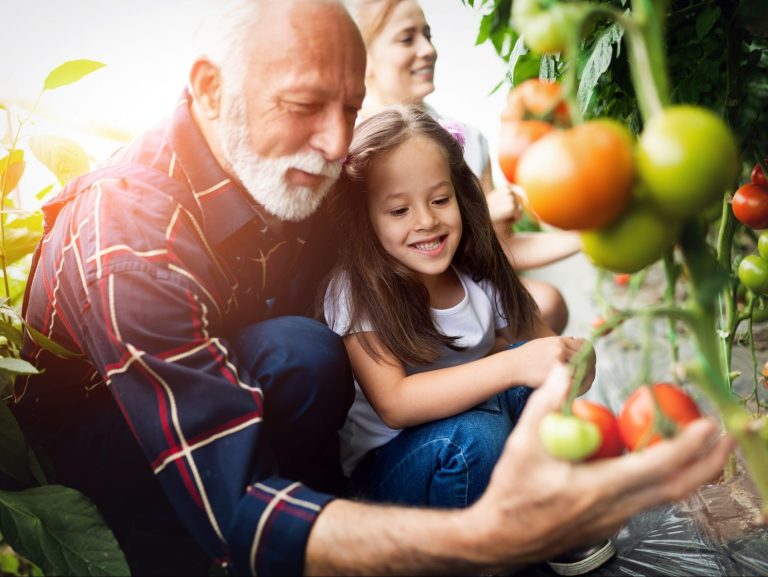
590, 316, 612, 337
516, 120, 635, 230
613, 273, 631, 286
732, 183, 768, 229
571, 399, 625, 460
752, 160, 768, 188
618, 383, 701, 451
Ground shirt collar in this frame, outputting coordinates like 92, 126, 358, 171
168, 89, 280, 245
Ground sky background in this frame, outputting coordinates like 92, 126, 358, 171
0, 1, 509, 182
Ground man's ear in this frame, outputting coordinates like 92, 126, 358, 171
189, 58, 222, 120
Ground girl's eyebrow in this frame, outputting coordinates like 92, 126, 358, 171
379, 181, 452, 203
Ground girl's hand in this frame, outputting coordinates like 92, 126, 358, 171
509, 336, 594, 391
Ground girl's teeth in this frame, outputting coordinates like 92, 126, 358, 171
414, 239, 440, 250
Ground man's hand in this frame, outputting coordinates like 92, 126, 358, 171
466, 363, 734, 570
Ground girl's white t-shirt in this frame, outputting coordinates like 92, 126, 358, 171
323, 269, 508, 476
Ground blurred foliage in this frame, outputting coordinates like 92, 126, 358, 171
463, 0, 768, 179
1, 60, 129, 576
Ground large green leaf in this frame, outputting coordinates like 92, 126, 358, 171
0, 486, 129, 576
29, 135, 90, 186
43, 60, 106, 91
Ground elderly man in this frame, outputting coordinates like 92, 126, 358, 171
13, 0, 731, 576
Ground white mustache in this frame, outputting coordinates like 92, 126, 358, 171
289, 152, 341, 179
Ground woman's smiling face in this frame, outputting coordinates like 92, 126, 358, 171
367, 135, 462, 281
365, 0, 438, 106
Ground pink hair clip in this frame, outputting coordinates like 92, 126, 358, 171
437, 119, 466, 150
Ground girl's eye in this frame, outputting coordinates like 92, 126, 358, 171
424, 27, 432, 42
389, 207, 409, 217
432, 197, 450, 207
398, 34, 414, 46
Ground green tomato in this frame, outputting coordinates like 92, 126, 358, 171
580, 200, 681, 273
513, 0, 587, 54
738, 255, 768, 295
539, 413, 602, 461
758, 231, 768, 261
637, 106, 738, 219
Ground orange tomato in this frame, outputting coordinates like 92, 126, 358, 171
502, 79, 570, 125
515, 120, 635, 230
498, 79, 570, 184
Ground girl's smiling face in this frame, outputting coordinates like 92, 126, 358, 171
367, 135, 462, 282
365, 0, 437, 106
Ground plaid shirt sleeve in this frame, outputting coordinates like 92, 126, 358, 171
28, 176, 334, 575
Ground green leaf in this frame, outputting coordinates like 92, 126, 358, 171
0, 486, 129, 576
0, 358, 39, 376
578, 23, 623, 112
695, 6, 721, 41
0, 402, 43, 487
35, 184, 55, 202
42, 60, 106, 91
0, 318, 23, 350
29, 135, 90, 185
0, 150, 25, 196
24, 325, 84, 360
1, 227, 41, 267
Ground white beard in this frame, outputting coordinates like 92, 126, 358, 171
216, 95, 341, 222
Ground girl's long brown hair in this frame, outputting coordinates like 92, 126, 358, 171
324, 105, 537, 366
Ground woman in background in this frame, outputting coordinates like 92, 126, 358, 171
347, 0, 581, 334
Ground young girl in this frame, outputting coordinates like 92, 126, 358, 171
323, 105, 596, 508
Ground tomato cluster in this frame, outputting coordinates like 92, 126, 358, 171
539, 383, 701, 462
499, 91, 738, 274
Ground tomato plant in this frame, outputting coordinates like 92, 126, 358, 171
571, 399, 625, 459
618, 383, 701, 451
580, 200, 680, 273
733, 183, 768, 229
539, 412, 601, 461
516, 120, 634, 230
636, 106, 739, 220
738, 255, 768, 295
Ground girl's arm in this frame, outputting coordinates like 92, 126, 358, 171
343, 325, 586, 429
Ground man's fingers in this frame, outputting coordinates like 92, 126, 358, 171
607, 432, 734, 518
592, 419, 733, 497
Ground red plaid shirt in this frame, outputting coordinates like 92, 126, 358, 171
15, 90, 338, 575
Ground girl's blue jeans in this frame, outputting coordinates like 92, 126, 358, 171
349, 343, 533, 508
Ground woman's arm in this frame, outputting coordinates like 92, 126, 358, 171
499, 230, 582, 270
343, 328, 586, 429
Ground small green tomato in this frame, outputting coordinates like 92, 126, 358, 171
539, 412, 602, 461
758, 231, 768, 261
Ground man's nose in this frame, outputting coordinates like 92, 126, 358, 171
310, 109, 352, 162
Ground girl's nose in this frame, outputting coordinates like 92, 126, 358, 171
414, 206, 439, 230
